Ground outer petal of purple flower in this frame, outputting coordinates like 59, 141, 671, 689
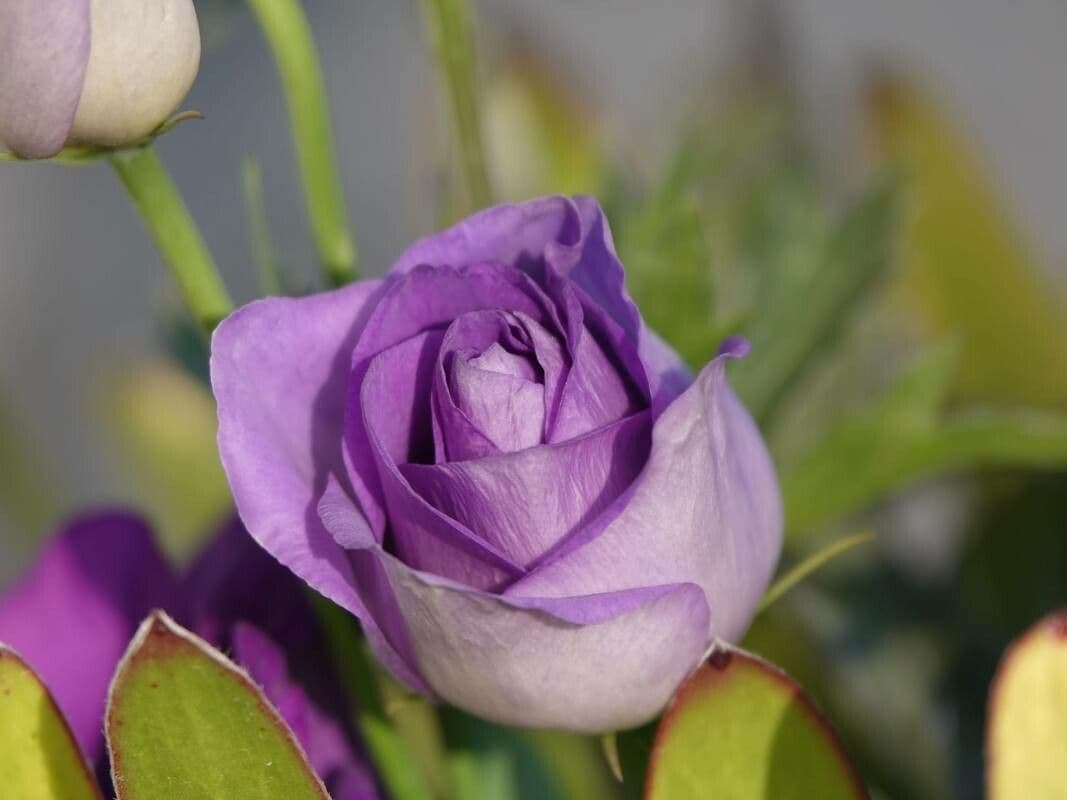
0, 511, 175, 759
318, 485, 709, 732
507, 345, 783, 644
0, 0, 90, 158
233, 624, 379, 800
210, 280, 429, 691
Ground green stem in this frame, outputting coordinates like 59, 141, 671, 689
246, 0, 357, 285
240, 156, 284, 295
109, 147, 233, 333
421, 0, 492, 211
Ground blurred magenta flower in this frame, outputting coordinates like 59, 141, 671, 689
212, 195, 783, 732
0, 511, 378, 800
0, 0, 201, 158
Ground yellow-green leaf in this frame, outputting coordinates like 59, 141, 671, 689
646, 647, 867, 800
0, 645, 102, 800
105, 612, 328, 800
868, 76, 1067, 408
986, 610, 1067, 799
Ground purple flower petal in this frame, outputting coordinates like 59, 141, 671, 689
449, 349, 544, 453
233, 624, 380, 800
211, 280, 428, 690
0, 511, 175, 759
431, 309, 560, 460
345, 264, 556, 536
0, 0, 90, 157
391, 197, 582, 278
390, 196, 691, 414
179, 517, 320, 657
359, 330, 526, 589
507, 352, 783, 644
401, 412, 650, 567
562, 196, 692, 412
317, 487, 709, 732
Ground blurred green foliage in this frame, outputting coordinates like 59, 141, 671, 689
869, 76, 1067, 408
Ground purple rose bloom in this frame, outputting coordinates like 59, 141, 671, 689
0, 511, 378, 800
212, 195, 782, 732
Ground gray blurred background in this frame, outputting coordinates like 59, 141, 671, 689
2, 0, 1066, 578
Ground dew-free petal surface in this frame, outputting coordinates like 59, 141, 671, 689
0, 0, 90, 157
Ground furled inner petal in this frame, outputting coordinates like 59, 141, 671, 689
402, 412, 650, 567
431, 308, 566, 461
449, 348, 545, 454
344, 263, 559, 536
360, 331, 526, 590
539, 270, 646, 442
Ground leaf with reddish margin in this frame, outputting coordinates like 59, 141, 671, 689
986, 609, 1067, 800
645, 645, 868, 800
105, 611, 329, 800
0, 644, 102, 800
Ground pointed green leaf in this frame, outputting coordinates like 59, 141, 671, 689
869, 76, 1067, 408
105, 612, 328, 800
783, 346, 1067, 537
0, 645, 102, 800
645, 647, 867, 800
987, 610, 1067, 799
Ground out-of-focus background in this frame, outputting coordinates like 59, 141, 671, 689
2, 2, 1066, 798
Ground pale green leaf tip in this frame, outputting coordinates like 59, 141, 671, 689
600, 731, 623, 782
105, 610, 331, 800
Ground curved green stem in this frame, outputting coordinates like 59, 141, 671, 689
247, 0, 358, 285
110, 147, 233, 333
421, 0, 492, 211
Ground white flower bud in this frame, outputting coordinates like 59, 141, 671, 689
69, 0, 201, 146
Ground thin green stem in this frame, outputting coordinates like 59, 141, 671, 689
246, 0, 357, 285
240, 156, 284, 295
421, 0, 492, 211
109, 146, 233, 333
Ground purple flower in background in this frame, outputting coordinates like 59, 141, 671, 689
0, 0, 201, 158
0, 511, 378, 800
212, 195, 783, 732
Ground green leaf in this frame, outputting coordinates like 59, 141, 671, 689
869, 76, 1067, 409
729, 177, 898, 423
0, 645, 102, 800
105, 612, 328, 800
785, 345, 1067, 539
782, 346, 1067, 537
645, 647, 867, 800
447, 748, 518, 800
987, 610, 1067, 799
